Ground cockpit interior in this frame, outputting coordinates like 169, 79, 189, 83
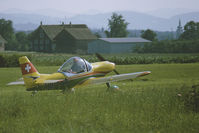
58, 57, 92, 76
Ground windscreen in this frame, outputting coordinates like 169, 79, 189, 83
58, 57, 90, 74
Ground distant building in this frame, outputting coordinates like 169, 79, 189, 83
0, 35, 7, 51
30, 22, 97, 53
88, 37, 151, 54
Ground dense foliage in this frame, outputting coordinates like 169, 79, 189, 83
134, 40, 199, 53
180, 85, 199, 112
141, 29, 157, 41
15, 32, 30, 51
134, 21, 199, 53
180, 21, 199, 40
0, 19, 30, 51
0, 19, 14, 41
0, 52, 199, 67
0, 53, 31, 67
0, 19, 17, 50
1, 18, 199, 55
105, 13, 129, 37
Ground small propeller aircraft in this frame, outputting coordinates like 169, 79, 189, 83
8, 54, 151, 94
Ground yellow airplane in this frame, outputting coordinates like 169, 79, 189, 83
8, 55, 151, 93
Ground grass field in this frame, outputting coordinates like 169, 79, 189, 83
0, 63, 199, 133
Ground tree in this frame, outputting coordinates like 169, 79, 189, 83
16, 32, 30, 51
0, 18, 18, 50
94, 32, 101, 38
141, 29, 157, 41
105, 13, 129, 37
0, 19, 14, 40
180, 21, 199, 40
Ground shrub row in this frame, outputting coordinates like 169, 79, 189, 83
134, 40, 199, 53
0, 54, 33, 67
0, 53, 199, 67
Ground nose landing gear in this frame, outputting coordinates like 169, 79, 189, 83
106, 82, 120, 91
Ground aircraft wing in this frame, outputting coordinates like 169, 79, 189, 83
43, 80, 64, 83
83, 71, 151, 85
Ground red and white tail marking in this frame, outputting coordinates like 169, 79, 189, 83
20, 62, 37, 75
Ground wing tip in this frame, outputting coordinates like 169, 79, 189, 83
138, 71, 151, 77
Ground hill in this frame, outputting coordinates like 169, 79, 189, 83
0, 10, 199, 31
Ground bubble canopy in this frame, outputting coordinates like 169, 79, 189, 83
58, 57, 92, 74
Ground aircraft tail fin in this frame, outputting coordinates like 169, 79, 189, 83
19, 56, 40, 88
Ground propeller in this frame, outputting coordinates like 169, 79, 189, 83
95, 53, 120, 75
95, 53, 106, 61
95, 53, 133, 89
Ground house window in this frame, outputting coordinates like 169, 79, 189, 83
30, 42, 32, 49
34, 40, 38, 44
52, 43, 56, 51
40, 31, 44, 38
46, 39, 50, 44
40, 39, 44, 50
34, 40, 38, 50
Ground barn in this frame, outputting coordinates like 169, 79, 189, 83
30, 22, 97, 53
88, 37, 151, 54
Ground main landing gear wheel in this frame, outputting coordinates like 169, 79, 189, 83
31, 90, 37, 96
106, 82, 120, 91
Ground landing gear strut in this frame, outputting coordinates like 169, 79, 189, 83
106, 82, 120, 91
31, 90, 37, 96
62, 88, 75, 94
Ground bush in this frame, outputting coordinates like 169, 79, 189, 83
178, 85, 199, 112
134, 40, 199, 53
0, 52, 199, 67
0, 53, 33, 67
0, 55, 6, 67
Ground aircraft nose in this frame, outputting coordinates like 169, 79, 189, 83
92, 61, 115, 73
108, 62, 115, 71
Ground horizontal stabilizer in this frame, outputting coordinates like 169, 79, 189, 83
7, 81, 25, 85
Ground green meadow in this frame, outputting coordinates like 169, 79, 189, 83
0, 63, 199, 133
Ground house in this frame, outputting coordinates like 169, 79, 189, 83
0, 35, 7, 51
88, 37, 151, 54
30, 22, 97, 53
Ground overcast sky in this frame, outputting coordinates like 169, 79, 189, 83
0, 0, 199, 13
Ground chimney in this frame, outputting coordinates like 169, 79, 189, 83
69, 21, 72, 27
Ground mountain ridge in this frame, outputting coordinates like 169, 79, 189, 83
0, 10, 198, 31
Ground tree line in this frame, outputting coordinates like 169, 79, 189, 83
134, 21, 199, 53
1, 13, 199, 53
0, 18, 30, 51
95, 13, 199, 53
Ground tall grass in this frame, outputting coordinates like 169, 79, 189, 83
0, 64, 199, 132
